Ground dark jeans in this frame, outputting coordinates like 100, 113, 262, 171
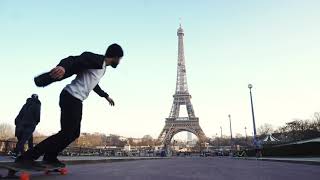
15, 126, 35, 154
24, 90, 83, 161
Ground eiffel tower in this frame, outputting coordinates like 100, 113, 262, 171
158, 24, 207, 146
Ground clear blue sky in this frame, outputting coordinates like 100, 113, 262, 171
1, 0, 320, 139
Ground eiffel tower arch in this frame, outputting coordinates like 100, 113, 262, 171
158, 24, 207, 148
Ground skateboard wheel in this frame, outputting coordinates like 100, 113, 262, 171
20, 172, 30, 180
60, 168, 68, 175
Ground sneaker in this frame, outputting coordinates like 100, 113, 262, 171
10, 152, 21, 159
7, 150, 13, 156
14, 155, 45, 169
42, 158, 66, 168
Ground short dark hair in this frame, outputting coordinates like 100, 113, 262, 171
31, 94, 38, 99
105, 43, 123, 58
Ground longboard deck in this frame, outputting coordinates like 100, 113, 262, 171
0, 162, 67, 179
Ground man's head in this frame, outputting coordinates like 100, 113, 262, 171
31, 94, 38, 99
105, 43, 123, 68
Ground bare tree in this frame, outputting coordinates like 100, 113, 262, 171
0, 123, 14, 140
313, 112, 320, 122
235, 133, 243, 138
33, 130, 45, 137
141, 135, 154, 146
105, 134, 126, 147
276, 116, 320, 141
76, 132, 108, 147
312, 112, 320, 131
257, 123, 274, 136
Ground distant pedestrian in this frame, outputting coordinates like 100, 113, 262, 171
253, 138, 263, 158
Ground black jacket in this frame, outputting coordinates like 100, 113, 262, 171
56, 52, 109, 98
15, 98, 41, 127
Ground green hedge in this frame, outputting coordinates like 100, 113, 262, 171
245, 142, 320, 157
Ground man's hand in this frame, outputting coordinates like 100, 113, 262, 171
106, 96, 115, 106
50, 66, 65, 80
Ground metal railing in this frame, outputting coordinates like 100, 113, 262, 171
0, 140, 161, 157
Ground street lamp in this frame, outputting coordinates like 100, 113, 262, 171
248, 84, 257, 140
244, 126, 248, 141
228, 114, 233, 141
216, 133, 219, 147
228, 115, 233, 151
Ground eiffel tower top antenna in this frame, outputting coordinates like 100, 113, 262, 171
176, 20, 187, 94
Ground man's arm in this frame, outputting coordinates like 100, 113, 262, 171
35, 52, 106, 87
15, 105, 25, 125
34, 103, 41, 124
57, 52, 104, 75
93, 84, 115, 106
93, 84, 109, 98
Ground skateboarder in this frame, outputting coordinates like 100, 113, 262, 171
15, 43, 123, 168
13, 94, 41, 158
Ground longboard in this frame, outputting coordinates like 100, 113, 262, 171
0, 162, 68, 180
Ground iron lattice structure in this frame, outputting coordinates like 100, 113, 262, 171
158, 25, 207, 146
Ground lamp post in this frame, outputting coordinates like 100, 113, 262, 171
216, 133, 219, 147
228, 114, 233, 141
248, 84, 257, 140
244, 126, 248, 141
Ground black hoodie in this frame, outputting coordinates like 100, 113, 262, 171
15, 98, 41, 127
